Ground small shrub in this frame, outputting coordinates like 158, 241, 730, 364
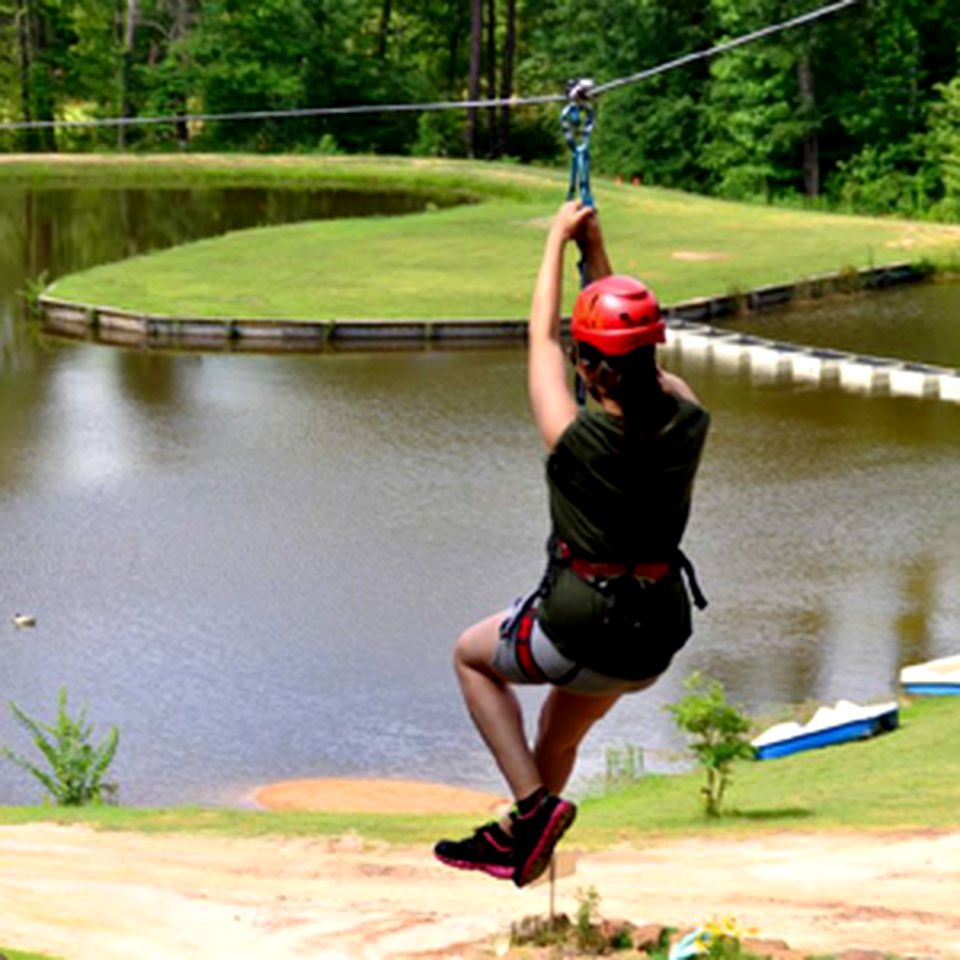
510, 912, 571, 948
666, 673, 754, 817
575, 886, 605, 953
314, 133, 341, 156
1, 687, 119, 806
18, 270, 49, 318
509, 888, 638, 954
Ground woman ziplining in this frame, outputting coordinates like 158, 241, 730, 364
434, 198, 711, 888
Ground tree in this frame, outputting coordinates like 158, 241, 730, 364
702, 0, 835, 199
927, 75, 960, 217
467, 0, 482, 155
13, 0, 60, 151
497, 0, 517, 153
0, 3, 15, 126
116, 0, 138, 147
521, 0, 714, 188
177, 0, 313, 149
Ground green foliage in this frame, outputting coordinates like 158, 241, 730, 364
574, 885, 604, 952
1, 1, 959, 218
510, 886, 637, 954
927, 76, 960, 218
666, 672, 754, 817
19, 269, 49, 317
825, 141, 938, 218
412, 111, 466, 158
1, 687, 120, 807
2, 948, 67, 960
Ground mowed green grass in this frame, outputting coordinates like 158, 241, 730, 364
2, 949, 64, 960
1, 697, 956, 845
33, 154, 960, 321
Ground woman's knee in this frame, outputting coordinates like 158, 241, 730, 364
452, 612, 504, 675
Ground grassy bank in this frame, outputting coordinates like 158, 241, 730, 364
0, 152, 547, 202
10, 153, 957, 322
2, 949, 63, 960
1, 697, 957, 845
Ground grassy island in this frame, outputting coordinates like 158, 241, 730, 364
6, 154, 958, 323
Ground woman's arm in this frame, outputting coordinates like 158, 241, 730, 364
527, 201, 605, 450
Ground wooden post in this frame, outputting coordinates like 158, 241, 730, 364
548, 857, 557, 927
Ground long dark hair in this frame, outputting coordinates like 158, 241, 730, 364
578, 343, 677, 444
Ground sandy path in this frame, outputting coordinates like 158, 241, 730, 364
2, 824, 959, 960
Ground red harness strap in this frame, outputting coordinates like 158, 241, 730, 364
554, 539, 670, 583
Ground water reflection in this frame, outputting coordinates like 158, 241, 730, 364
2, 185, 455, 289
1, 186, 958, 807
723, 283, 960, 369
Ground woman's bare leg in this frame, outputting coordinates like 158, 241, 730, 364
454, 615, 659, 831
534, 676, 657, 794
453, 612, 543, 802
533, 688, 620, 794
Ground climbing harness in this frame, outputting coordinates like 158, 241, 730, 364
551, 537, 709, 611
553, 538, 670, 585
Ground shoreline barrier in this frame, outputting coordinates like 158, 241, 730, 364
660, 320, 959, 402
38, 261, 959, 403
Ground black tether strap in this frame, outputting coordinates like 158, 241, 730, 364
677, 549, 708, 610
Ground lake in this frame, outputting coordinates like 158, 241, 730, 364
1, 184, 958, 806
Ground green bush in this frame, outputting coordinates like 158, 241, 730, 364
666, 672, 754, 817
1, 687, 119, 806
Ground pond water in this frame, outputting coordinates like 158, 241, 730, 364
1, 185, 958, 807
721, 282, 960, 369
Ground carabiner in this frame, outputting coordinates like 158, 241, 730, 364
561, 78, 596, 208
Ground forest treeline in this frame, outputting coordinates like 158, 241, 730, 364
2, 0, 959, 219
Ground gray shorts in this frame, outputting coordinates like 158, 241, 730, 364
490, 588, 661, 697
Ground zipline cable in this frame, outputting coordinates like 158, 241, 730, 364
0, 0, 858, 134
591, 0, 858, 97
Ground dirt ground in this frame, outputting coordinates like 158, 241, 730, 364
1, 781, 959, 960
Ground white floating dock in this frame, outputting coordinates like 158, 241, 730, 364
889, 364, 934, 398
746, 342, 793, 380
937, 373, 960, 403
790, 351, 828, 383
838, 357, 890, 392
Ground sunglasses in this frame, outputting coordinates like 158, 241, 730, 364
568, 342, 605, 368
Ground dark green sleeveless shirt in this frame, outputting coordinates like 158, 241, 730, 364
538, 398, 710, 678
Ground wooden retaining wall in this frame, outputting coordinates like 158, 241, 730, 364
38, 261, 960, 403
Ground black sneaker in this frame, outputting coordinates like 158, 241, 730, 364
510, 793, 577, 888
433, 821, 514, 880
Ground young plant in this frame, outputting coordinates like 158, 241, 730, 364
18, 270, 49, 318
1, 687, 119, 806
666, 672, 754, 817
575, 886, 604, 953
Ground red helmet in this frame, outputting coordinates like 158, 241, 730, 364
571, 275, 664, 356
